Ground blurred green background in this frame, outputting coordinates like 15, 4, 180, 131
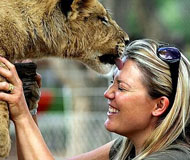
111, 0, 190, 57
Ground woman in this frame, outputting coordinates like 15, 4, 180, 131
0, 39, 189, 159
106, 39, 190, 159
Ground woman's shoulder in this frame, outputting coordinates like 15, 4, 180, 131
145, 144, 190, 160
109, 137, 190, 160
109, 136, 123, 159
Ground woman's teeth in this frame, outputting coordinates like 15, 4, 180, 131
108, 106, 119, 113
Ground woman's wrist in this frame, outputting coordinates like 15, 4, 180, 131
12, 106, 33, 124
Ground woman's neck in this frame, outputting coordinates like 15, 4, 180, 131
129, 124, 155, 156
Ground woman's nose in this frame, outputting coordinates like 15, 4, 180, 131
104, 85, 115, 100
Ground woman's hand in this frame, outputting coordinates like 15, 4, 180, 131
0, 57, 29, 122
0, 57, 54, 159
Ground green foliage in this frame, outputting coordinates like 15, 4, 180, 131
158, 0, 190, 41
126, 10, 142, 37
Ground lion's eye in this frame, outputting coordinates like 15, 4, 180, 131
98, 16, 109, 25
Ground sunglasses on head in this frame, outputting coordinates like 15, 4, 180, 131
157, 47, 181, 111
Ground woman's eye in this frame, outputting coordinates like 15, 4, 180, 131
118, 87, 125, 91
118, 83, 127, 91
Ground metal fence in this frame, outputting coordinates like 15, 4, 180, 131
5, 85, 118, 160
7, 112, 118, 160
5, 59, 116, 159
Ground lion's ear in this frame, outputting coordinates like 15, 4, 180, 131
59, 0, 95, 19
59, 0, 74, 17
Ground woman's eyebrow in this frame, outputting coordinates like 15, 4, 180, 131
117, 79, 131, 88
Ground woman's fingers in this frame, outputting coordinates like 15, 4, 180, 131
0, 67, 14, 80
0, 92, 12, 102
0, 56, 15, 70
0, 81, 23, 96
0, 57, 21, 84
0, 82, 14, 93
0, 89, 21, 103
0, 82, 23, 102
0, 57, 30, 122
0, 89, 28, 121
0, 67, 22, 86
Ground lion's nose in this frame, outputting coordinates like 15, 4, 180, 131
125, 39, 130, 46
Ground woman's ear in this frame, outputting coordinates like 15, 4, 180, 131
152, 96, 170, 117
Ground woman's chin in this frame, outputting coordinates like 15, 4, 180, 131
104, 119, 115, 132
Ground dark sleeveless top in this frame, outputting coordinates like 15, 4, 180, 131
109, 137, 190, 160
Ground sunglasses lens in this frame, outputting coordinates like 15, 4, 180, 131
157, 46, 181, 115
158, 47, 181, 62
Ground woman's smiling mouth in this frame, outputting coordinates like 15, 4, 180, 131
107, 106, 119, 115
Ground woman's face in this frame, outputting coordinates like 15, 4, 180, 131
104, 59, 157, 138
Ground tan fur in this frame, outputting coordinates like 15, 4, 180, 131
0, 0, 128, 73
0, 0, 128, 157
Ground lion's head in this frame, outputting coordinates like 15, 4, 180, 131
46, 0, 129, 74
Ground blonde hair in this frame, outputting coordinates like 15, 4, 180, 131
114, 39, 190, 159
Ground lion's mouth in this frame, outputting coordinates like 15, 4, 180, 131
98, 54, 119, 65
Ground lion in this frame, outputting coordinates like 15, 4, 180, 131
0, 0, 129, 74
0, 0, 129, 157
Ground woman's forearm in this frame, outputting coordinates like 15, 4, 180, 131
0, 57, 53, 159
16, 115, 39, 160
14, 112, 54, 160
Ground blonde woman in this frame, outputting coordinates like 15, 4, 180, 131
107, 39, 190, 159
0, 39, 189, 159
